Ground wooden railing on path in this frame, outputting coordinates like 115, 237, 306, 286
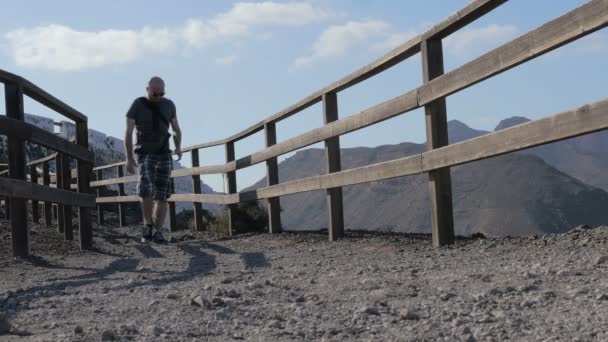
90, 0, 608, 247
0, 70, 95, 257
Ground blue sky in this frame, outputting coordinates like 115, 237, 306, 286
1, 0, 606, 191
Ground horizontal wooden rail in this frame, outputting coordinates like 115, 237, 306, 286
27, 153, 59, 166
0, 177, 95, 207
90, 175, 138, 187
0, 69, 87, 123
95, 195, 141, 203
169, 194, 237, 205
171, 163, 234, 178
92, 161, 126, 171
0, 117, 94, 162
423, 98, 608, 171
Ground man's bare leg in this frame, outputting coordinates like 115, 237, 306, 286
142, 196, 154, 225
154, 200, 168, 231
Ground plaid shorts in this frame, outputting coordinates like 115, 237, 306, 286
136, 153, 173, 201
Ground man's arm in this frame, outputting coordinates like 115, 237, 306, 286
125, 118, 137, 174
170, 117, 182, 160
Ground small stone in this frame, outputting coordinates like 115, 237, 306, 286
294, 295, 306, 303
595, 294, 608, 301
190, 296, 208, 308
0, 315, 11, 334
101, 329, 117, 341
477, 315, 495, 323
486, 287, 501, 296
399, 308, 419, 320
440, 292, 456, 301
567, 288, 589, 298
246, 282, 263, 290
74, 325, 84, 335
212, 297, 225, 307
267, 320, 282, 329
221, 277, 234, 284
595, 255, 608, 265
165, 293, 179, 300
225, 289, 240, 299
357, 306, 380, 316
82, 297, 93, 304
571, 224, 591, 233
149, 325, 164, 336
451, 318, 466, 327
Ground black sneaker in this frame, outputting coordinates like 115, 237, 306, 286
141, 224, 153, 243
152, 231, 168, 244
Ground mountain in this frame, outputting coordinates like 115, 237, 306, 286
246, 120, 608, 237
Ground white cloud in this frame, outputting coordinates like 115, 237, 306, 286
215, 55, 238, 65
5, 25, 175, 72
294, 20, 390, 68
293, 22, 521, 69
370, 30, 418, 52
444, 24, 518, 58
4, 1, 329, 71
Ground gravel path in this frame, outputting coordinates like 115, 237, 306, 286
1, 219, 608, 341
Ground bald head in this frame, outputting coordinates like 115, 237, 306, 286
148, 76, 164, 86
146, 76, 165, 101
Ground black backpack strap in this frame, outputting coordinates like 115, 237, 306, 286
138, 97, 170, 130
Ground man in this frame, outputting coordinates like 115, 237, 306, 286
124, 76, 182, 243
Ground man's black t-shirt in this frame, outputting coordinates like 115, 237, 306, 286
126, 97, 176, 154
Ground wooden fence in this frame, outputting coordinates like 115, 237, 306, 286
2, 0, 607, 257
0, 70, 95, 257
90, 0, 608, 247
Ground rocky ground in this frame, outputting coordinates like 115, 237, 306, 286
1, 216, 608, 341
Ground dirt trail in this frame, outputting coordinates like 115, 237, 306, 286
1, 219, 608, 341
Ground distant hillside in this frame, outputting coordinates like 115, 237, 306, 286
246, 120, 608, 237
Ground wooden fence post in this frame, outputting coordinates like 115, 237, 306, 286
29, 165, 40, 223
225, 142, 237, 236
76, 121, 92, 250
5, 82, 29, 257
55, 155, 65, 233
42, 161, 53, 227
265, 123, 282, 233
117, 165, 127, 227
60, 154, 73, 240
191, 149, 204, 231
96, 169, 104, 225
421, 39, 455, 247
322, 92, 345, 241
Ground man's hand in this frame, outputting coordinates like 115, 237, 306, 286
174, 147, 182, 161
126, 158, 137, 175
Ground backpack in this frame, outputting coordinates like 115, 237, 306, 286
135, 97, 172, 154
